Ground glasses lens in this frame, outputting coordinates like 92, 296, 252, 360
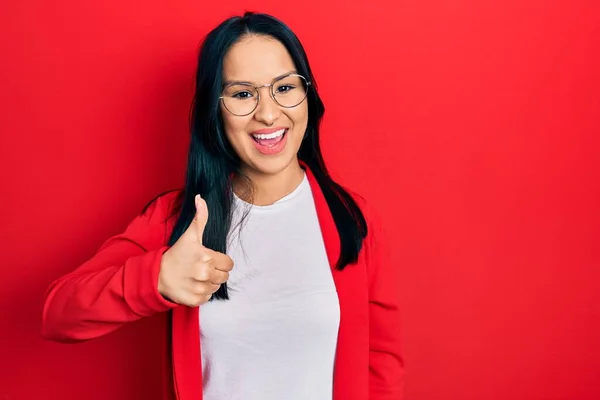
273, 75, 308, 108
222, 84, 258, 115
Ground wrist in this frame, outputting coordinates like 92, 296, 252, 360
158, 250, 172, 298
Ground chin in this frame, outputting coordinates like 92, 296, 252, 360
248, 153, 297, 176
243, 134, 302, 176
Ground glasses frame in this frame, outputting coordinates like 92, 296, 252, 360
219, 73, 312, 116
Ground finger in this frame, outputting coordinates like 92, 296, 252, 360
209, 269, 229, 285
191, 264, 228, 285
184, 292, 213, 307
212, 252, 234, 272
194, 194, 208, 244
189, 279, 220, 296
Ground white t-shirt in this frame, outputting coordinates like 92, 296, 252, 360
199, 172, 341, 400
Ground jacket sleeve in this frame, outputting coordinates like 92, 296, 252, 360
41, 193, 179, 343
365, 205, 405, 399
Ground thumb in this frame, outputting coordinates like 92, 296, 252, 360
193, 194, 208, 244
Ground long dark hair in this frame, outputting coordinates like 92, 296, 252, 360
165, 12, 367, 300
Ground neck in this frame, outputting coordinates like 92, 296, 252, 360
233, 159, 305, 206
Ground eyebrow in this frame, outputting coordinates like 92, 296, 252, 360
222, 71, 298, 87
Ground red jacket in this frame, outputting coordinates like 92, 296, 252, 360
42, 166, 404, 399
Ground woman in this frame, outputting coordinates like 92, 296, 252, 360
42, 11, 403, 400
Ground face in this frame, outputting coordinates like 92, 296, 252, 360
220, 35, 309, 178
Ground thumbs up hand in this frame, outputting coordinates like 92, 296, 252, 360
158, 195, 234, 307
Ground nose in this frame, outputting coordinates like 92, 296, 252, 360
253, 85, 281, 125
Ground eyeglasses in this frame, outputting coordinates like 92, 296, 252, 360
219, 73, 311, 116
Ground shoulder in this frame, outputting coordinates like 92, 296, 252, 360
349, 191, 382, 230
141, 189, 183, 223
347, 191, 386, 258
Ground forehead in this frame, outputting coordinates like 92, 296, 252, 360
222, 35, 296, 84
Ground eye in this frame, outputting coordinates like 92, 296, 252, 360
232, 91, 254, 99
275, 85, 295, 94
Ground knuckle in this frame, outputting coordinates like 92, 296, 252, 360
192, 281, 208, 295
222, 271, 230, 282
194, 266, 211, 282
199, 250, 213, 263
207, 283, 220, 295
215, 271, 225, 283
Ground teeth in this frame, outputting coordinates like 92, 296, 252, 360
252, 129, 286, 140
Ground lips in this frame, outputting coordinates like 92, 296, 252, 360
250, 127, 287, 142
249, 127, 289, 155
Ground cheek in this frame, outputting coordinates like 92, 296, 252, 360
290, 103, 309, 128
220, 107, 235, 131
221, 109, 249, 143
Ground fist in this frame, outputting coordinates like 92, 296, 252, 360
158, 195, 234, 307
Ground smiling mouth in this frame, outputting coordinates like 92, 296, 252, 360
251, 128, 287, 146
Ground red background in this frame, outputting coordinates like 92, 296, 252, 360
1, 1, 599, 399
